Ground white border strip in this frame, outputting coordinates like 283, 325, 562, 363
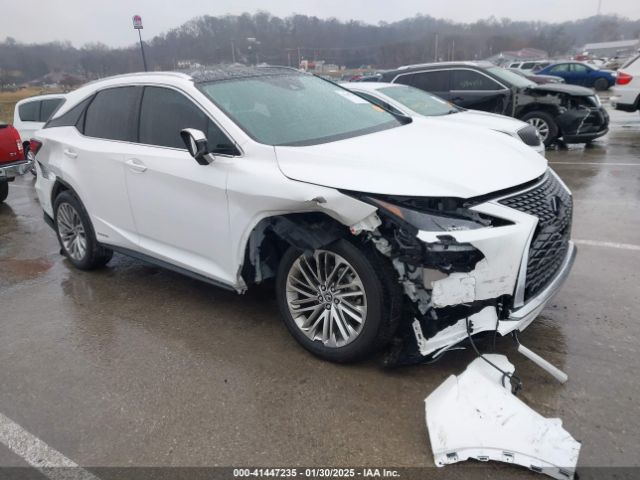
549, 162, 640, 166
0, 412, 100, 480
574, 239, 640, 251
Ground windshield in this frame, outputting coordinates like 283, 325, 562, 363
199, 74, 402, 146
377, 85, 459, 116
486, 66, 535, 88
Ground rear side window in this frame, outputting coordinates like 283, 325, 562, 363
395, 71, 450, 92
84, 87, 141, 142
18, 101, 39, 122
139, 86, 235, 153
451, 70, 501, 91
40, 99, 64, 122
549, 64, 570, 73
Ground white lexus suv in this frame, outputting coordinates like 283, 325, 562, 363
32, 66, 575, 364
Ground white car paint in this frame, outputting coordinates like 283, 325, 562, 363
610, 54, 640, 112
344, 82, 545, 156
13, 94, 66, 142
33, 69, 574, 361
425, 355, 581, 479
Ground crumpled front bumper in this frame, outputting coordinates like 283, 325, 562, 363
0, 159, 32, 179
407, 171, 575, 359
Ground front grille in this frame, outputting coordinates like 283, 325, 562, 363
517, 125, 542, 147
499, 171, 572, 301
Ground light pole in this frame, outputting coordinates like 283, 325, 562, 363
133, 15, 148, 72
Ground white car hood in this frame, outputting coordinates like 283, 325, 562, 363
439, 110, 528, 135
275, 118, 547, 198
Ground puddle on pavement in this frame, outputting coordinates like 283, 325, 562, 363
0, 256, 54, 282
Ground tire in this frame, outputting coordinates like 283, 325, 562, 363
276, 239, 401, 363
594, 78, 609, 91
53, 190, 113, 270
0, 180, 8, 203
520, 111, 559, 147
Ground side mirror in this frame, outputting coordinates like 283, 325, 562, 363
180, 128, 214, 165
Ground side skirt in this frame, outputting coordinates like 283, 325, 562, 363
105, 245, 237, 293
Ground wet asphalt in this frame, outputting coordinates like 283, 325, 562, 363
0, 104, 639, 479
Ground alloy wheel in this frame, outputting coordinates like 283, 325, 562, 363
527, 117, 550, 142
57, 203, 87, 261
285, 250, 367, 348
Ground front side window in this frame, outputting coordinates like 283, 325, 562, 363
18, 101, 39, 122
199, 74, 401, 146
570, 63, 590, 74
486, 66, 534, 88
451, 70, 501, 91
378, 86, 459, 116
84, 87, 141, 142
395, 71, 450, 92
139, 86, 234, 152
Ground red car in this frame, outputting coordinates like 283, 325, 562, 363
0, 123, 30, 203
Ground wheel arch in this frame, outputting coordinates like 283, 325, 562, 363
239, 212, 352, 288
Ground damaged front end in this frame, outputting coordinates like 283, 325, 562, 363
345, 168, 576, 366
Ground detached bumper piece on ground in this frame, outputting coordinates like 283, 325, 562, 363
425, 354, 581, 480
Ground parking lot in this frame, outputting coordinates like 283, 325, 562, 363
1, 103, 639, 478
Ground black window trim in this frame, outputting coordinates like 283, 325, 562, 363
391, 67, 509, 92
68, 83, 243, 158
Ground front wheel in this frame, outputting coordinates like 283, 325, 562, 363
520, 111, 559, 147
276, 239, 400, 363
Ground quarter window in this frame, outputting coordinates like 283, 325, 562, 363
84, 87, 141, 142
451, 70, 500, 91
395, 71, 450, 92
18, 101, 39, 122
139, 86, 235, 153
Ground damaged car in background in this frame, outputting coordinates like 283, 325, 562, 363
369, 61, 609, 147
31, 66, 575, 365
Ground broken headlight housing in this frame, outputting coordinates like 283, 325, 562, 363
366, 196, 506, 232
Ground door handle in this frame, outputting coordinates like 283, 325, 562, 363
63, 149, 78, 159
126, 158, 147, 173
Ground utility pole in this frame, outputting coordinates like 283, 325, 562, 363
597, 0, 602, 15
434, 33, 439, 62
231, 41, 236, 63
132, 15, 148, 72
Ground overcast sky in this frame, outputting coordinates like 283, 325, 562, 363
2, 0, 639, 47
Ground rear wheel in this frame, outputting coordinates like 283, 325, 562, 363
53, 190, 112, 270
521, 111, 559, 147
276, 239, 400, 363
0, 180, 8, 203
594, 78, 609, 91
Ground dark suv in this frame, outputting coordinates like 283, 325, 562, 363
370, 61, 609, 146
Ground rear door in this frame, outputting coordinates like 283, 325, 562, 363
546, 63, 571, 83
63, 86, 140, 248
123, 85, 235, 284
449, 68, 511, 113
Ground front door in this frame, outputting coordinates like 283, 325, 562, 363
123, 86, 235, 285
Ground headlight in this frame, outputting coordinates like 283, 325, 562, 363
366, 196, 503, 232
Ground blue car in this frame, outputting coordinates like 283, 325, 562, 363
537, 62, 615, 91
